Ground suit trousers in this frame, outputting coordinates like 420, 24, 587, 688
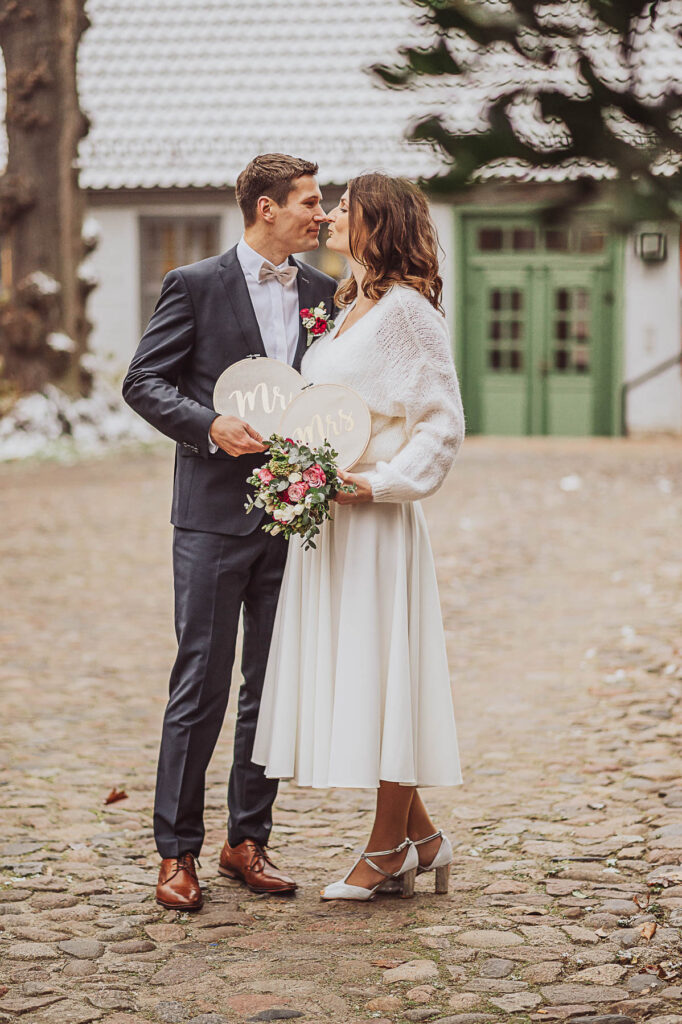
154, 524, 288, 858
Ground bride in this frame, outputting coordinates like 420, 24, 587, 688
252, 172, 465, 901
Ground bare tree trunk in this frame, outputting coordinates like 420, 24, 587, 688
0, 0, 93, 402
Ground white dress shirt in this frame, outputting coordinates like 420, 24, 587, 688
209, 237, 301, 451
236, 236, 301, 365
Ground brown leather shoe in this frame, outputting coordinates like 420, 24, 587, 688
218, 839, 297, 895
156, 852, 203, 910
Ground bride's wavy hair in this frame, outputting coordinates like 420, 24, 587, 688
335, 173, 443, 312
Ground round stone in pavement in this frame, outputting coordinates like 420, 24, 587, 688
540, 984, 629, 1004
154, 1001, 187, 1024
489, 993, 542, 1012
567, 1016, 636, 1024
110, 939, 156, 953
241, 1011, 301, 1019
425, 1016, 495, 1024
7, 942, 59, 961
479, 958, 515, 978
86, 990, 136, 1010
246, 1013, 304, 1022
57, 938, 104, 959
599, 900, 638, 916
382, 960, 439, 984
626, 974, 667, 993
456, 930, 523, 948
62, 961, 97, 978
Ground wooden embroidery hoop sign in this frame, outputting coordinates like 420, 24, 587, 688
213, 357, 305, 436
214, 358, 371, 470
278, 383, 371, 470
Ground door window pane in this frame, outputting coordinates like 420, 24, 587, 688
512, 229, 535, 251
478, 228, 504, 251
552, 287, 591, 373
544, 229, 570, 251
487, 287, 525, 373
579, 231, 605, 253
140, 216, 220, 332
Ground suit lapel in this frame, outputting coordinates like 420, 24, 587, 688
292, 257, 315, 370
217, 246, 267, 358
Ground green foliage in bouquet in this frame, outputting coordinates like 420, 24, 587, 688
245, 434, 356, 550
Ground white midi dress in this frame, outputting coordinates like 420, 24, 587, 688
252, 285, 465, 789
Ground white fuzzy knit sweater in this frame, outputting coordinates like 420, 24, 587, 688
301, 284, 465, 503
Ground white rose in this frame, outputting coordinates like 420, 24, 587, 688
293, 504, 304, 515
274, 505, 296, 524
313, 304, 325, 318
288, 472, 302, 483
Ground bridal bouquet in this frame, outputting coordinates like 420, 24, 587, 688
245, 435, 355, 549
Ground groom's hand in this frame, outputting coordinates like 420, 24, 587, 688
209, 415, 267, 456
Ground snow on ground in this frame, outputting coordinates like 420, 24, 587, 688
0, 360, 159, 462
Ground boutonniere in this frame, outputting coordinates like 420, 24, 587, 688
300, 303, 335, 347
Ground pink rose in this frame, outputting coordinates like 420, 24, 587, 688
300, 307, 311, 318
257, 468, 274, 484
303, 464, 326, 487
285, 481, 309, 502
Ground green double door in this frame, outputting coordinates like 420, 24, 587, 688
461, 216, 620, 435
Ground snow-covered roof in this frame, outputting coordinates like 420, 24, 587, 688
0, 0, 680, 190
79, 0, 440, 189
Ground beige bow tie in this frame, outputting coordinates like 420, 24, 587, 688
258, 261, 298, 286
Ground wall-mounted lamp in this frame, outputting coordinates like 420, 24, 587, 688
635, 232, 667, 262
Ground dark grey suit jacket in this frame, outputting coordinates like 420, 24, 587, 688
122, 245, 337, 535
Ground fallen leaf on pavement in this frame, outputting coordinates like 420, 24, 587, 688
657, 960, 682, 980
104, 787, 128, 805
639, 922, 657, 940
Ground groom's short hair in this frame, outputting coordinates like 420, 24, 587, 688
236, 154, 319, 226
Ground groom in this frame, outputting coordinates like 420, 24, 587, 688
122, 154, 337, 909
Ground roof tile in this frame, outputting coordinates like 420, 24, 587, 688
0, 0, 680, 189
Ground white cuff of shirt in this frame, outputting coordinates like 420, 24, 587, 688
208, 430, 218, 454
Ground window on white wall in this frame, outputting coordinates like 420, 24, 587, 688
139, 216, 219, 331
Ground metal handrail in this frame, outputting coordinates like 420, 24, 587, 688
621, 350, 682, 436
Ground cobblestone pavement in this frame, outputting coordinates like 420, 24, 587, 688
1, 437, 682, 1024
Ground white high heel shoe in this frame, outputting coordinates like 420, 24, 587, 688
379, 830, 453, 894
320, 838, 418, 902
415, 830, 453, 893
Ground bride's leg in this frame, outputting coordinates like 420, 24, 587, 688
406, 791, 443, 868
345, 781, 415, 889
